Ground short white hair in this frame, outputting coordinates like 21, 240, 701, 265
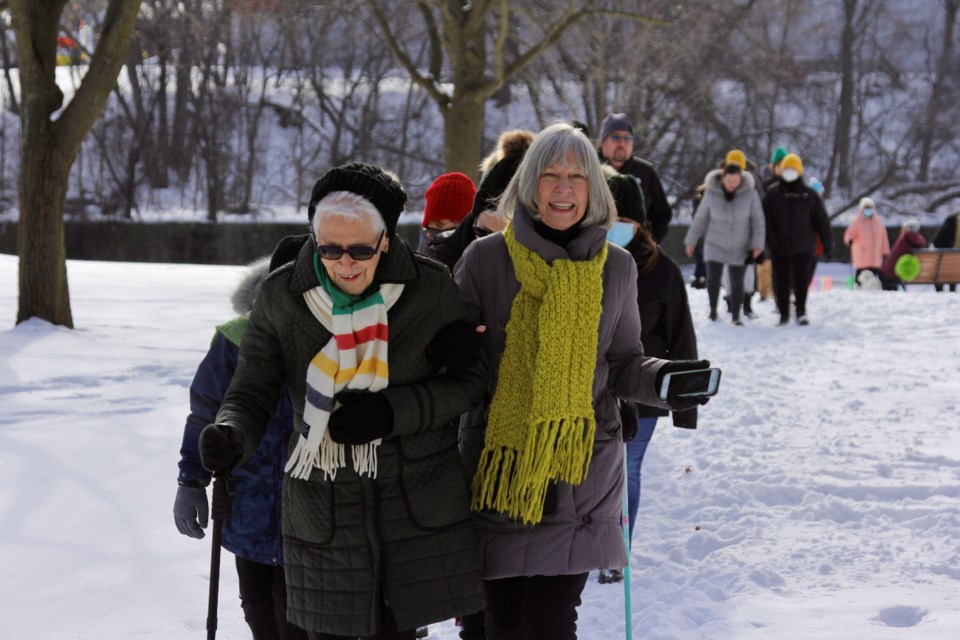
311, 191, 385, 236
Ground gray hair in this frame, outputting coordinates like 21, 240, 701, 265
311, 191, 386, 236
497, 122, 616, 229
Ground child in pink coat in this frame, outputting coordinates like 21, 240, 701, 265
844, 197, 890, 284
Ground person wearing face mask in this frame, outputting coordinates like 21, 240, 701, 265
598, 170, 698, 585
762, 153, 833, 325
843, 197, 890, 286
684, 151, 765, 325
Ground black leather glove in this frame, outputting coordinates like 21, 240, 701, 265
619, 400, 640, 442
329, 391, 394, 444
199, 423, 245, 474
173, 485, 208, 539
655, 359, 713, 412
426, 319, 484, 371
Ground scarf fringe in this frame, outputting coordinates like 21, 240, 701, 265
286, 431, 379, 481
471, 416, 596, 525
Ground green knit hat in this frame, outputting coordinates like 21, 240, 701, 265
895, 254, 921, 282
770, 146, 788, 166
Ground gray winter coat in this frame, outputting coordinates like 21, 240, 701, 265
216, 236, 485, 635
453, 209, 671, 579
685, 169, 765, 264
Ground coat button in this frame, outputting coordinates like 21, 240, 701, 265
581, 515, 592, 525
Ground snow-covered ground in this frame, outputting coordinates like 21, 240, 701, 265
1, 254, 958, 639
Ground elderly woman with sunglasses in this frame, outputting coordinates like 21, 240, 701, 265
454, 123, 712, 640
198, 163, 486, 640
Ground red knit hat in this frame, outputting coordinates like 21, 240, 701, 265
422, 172, 476, 228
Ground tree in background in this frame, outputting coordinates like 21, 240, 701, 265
10, 0, 142, 327
365, 0, 667, 178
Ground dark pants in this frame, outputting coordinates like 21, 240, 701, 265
459, 611, 486, 640
483, 573, 590, 640
707, 261, 745, 320
235, 556, 308, 640
772, 254, 813, 320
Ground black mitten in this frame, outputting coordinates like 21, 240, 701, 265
426, 319, 484, 371
619, 400, 640, 442
655, 359, 714, 412
329, 391, 394, 444
199, 424, 245, 474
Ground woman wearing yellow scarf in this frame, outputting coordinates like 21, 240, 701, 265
454, 123, 711, 639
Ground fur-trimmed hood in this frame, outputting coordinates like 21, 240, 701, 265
230, 256, 272, 316
702, 168, 756, 195
479, 129, 535, 175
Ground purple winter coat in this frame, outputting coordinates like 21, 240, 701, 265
453, 208, 670, 579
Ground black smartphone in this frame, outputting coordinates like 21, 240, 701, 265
658, 367, 722, 400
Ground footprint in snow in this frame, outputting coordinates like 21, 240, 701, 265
873, 606, 927, 628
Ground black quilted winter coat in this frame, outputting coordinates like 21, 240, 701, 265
216, 235, 486, 636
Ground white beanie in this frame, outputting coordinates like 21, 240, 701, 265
859, 197, 876, 211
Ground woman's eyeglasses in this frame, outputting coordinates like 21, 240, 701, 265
315, 231, 385, 261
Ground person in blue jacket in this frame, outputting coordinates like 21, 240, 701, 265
174, 257, 306, 640
600, 171, 700, 584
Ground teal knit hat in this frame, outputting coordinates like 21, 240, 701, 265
770, 146, 788, 166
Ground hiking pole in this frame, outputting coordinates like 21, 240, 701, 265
207, 473, 233, 640
622, 446, 633, 640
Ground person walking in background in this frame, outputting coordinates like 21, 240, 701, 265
931, 211, 960, 292
804, 176, 828, 292
426, 129, 533, 271
454, 123, 709, 640
881, 219, 927, 290
197, 163, 487, 639
762, 153, 832, 325
843, 197, 890, 285
761, 146, 789, 191
756, 146, 789, 299
175, 258, 308, 640
684, 150, 765, 325
417, 172, 476, 252
598, 170, 699, 585
597, 112, 673, 243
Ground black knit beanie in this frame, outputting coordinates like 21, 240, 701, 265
471, 152, 523, 218
606, 173, 646, 225
308, 162, 407, 237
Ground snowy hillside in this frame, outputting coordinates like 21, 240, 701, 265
0, 254, 958, 639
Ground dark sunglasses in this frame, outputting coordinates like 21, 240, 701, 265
315, 230, 385, 261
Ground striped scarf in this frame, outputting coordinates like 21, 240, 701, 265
471, 223, 607, 524
285, 256, 404, 481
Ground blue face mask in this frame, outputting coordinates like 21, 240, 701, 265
607, 220, 636, 247
863, 208, 875, 218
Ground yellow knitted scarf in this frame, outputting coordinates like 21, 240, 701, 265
471, 223, 607, 524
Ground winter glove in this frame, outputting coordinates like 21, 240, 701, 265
426, 319, 484, 371
328, 391, 394, 444
199, 423, 245, 475
655, 359, 713, 412
173, 485, 208, 539
619, 400, 640, 442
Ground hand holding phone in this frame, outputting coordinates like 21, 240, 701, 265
655, 360, 721, 411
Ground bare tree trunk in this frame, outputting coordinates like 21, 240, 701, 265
11, 0, 142, 327
917, 0, 958, 183
828, 0, 858, 193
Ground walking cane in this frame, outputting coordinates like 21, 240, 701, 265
207, 473, 234, 640
622, 446, 633, 640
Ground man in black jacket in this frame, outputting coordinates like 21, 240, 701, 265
597, 112, 673, 243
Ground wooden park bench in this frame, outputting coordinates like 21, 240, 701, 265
909, 249, 960, 287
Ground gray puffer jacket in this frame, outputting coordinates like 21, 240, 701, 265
453, 209, 670, 579
685, 169, 765, 265
216, 235, 485, 636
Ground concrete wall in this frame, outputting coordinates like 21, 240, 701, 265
0, 220, 937, 266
